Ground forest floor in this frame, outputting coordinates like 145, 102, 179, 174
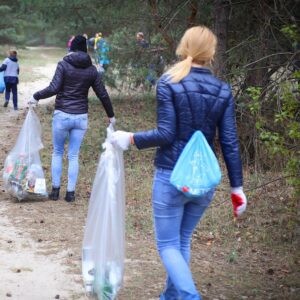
0, 47, 299, 300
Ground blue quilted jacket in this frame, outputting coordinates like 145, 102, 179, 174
134, 67, 243, 187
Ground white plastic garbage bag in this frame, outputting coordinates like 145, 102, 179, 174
82, 124, 125, 300
3, 106, 47, 200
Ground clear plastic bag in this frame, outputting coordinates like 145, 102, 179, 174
3, 107, 48, 200
82, 124, 125, 299
170, 130, 222, 197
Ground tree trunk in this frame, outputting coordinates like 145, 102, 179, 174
212, 0, 230, 79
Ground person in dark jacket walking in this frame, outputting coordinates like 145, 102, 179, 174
111, 26, 247, 299
0, 50, 20, 110
28, 35, 115, 202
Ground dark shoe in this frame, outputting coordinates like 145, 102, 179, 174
49, 187, 60, 200
65, 191, 75, 202
3, 101, 8, 107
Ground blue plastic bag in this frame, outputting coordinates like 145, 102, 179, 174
170, 131, 222, 198
0, 72, 5, 93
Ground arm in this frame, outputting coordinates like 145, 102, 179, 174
218, 88, 243, 188
218, 87, 247, 217
133, 78, 176, 149
0, 64, 7, 72
33, 63, 64, 100
0, 58, 9, 72
92, 72, 114, 118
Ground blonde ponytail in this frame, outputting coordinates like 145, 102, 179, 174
166, 56, 193, 83
165, 26, 217, 83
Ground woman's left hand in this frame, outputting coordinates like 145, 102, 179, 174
231, 187, 247, 217
109, 117, 116, 126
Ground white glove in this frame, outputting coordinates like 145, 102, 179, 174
109, 117, 116, 126
231, 186, 247, 217
111, 130, 133, 150
28, 96, 38, 106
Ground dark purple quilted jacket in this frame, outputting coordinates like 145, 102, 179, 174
34, 51, 114, 117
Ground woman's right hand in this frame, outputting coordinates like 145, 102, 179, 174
28, 96, 38, 106
111, 130, 133, 150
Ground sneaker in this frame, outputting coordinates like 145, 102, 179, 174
49, 187, 60, 200
3, 101, 8, 107
14, 107, 18, 111
65, 191, 75, 202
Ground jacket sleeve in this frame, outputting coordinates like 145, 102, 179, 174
134, 78, 176, 149
92, 72, 114, 118
0, 64, 7, 72
218, 87, 243, 187
33, 62, 64, 100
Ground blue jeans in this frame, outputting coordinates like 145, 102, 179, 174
152, 168, 215, 300
52, 110, 88, 192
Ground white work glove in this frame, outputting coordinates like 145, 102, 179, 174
111, 130, 133, 150
231, 186, 247, 217
109, 116, 116, 126
28, 96, 38, 106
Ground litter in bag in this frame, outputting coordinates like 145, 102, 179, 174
170, 130, 222, 197
82, 124, 125, 300
3, 107, 47, 200
0, 72, 5, 93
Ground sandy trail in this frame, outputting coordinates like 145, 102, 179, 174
0, 62, 87, 300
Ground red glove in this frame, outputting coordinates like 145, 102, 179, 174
231, 187, 247, 217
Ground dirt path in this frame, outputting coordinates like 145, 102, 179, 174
0, 63, 86, 299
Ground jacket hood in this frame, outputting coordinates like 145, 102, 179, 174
9, 57, 18, 62
63, 51, 92, 68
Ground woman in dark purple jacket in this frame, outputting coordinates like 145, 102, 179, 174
29, 35, 115, 202
111, 26, 247, 299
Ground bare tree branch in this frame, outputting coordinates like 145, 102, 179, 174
187, 0, 198, 27
147, 0, 176, 52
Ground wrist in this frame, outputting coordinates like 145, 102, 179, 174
231, 186, 243, 194
129, 133, 134, 145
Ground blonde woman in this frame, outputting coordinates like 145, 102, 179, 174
112, 26, 247, 299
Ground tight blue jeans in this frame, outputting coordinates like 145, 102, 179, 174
52, 110, 88, 192
152, 168, 214, 300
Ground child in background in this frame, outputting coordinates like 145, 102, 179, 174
0, 50, 20, 110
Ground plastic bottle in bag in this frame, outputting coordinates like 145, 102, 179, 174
82, 246, 95, 294
3, 155, 14, 182
94, 261, 122, 299
10, 153, 28, 182
26, 163, 44, 193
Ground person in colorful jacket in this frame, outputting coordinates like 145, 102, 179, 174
0, 50, 20, 110
96, 37, 111, 73
111, 26, 247, 299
